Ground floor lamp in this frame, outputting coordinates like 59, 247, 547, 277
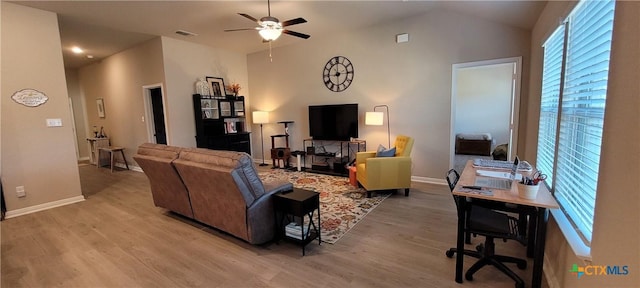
365, 105, 391, 148
253, 111, 269, 166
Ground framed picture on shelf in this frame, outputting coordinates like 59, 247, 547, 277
201, 99, 213, 119
206, 77, 226, 97
225, 121, 237, 134
234, 101, 244, 116
220, 101, 231, 117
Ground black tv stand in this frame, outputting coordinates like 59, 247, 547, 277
302, 139, 366, 177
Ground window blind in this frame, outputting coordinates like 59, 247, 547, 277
537, 26, 565, 188
537, 0, 616, 244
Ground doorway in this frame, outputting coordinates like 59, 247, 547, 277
450, 57, 522, 172
143, 84, 168, 144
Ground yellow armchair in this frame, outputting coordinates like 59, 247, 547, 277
356, 135, 414, 197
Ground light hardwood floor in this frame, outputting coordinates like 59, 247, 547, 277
1, 164, 542, 287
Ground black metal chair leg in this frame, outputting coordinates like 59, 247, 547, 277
465, 257, 490, 280
487, 258, 525, 288
404, 188, 410, 196
494, 255, 527, 269
446, 248, 483, 260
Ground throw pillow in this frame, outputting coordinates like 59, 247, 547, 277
376, 145, 396, 157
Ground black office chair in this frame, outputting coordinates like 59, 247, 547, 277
445, 169, 527, 288
448, 167, 537, 252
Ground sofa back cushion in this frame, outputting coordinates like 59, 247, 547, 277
176, 149, 266, 204
394, 135, 414, 157
173, 149, 265, 241
133, 143, 194, 218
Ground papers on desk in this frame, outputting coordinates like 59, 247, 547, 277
476, 170, 523, 181
457, 188, 494, 196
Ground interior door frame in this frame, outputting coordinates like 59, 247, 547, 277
449, 56, 522, 168
142, 83, 170, 145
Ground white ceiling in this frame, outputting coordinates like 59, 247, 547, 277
11, 1, 547, 69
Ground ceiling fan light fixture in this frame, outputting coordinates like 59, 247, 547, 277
259, 28, 282, 41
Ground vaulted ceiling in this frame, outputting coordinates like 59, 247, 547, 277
12, 1, 547, 69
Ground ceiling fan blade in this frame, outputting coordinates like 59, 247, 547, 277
238, 13, 259, 23
224, 27, 259, 32
281, 17, 307, 27
283, 30, 310, 39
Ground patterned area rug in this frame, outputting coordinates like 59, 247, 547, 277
259, 170, 391, 244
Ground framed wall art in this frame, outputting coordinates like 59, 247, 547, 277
206, 77, 226, 97
96, 98, 105, 118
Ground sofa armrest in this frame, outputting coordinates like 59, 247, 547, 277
364, 156, 412, 172
263, 180, 294, 195
356, 151, 377, 165
362, 156, 412, 188
246, 180, 293, 244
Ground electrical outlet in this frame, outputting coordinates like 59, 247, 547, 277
16, 186, 26, 198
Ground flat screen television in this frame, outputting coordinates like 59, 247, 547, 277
309, 104, 358, 141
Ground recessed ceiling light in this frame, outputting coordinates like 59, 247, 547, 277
87, 55, 94, 59
71, 46, 84, 54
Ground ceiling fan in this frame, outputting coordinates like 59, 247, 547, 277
224, 0, 310, 42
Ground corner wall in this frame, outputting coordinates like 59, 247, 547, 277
160, 37, 249, 148
1, 3, 83, 212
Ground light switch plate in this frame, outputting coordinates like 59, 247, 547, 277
46, 118, 63, 127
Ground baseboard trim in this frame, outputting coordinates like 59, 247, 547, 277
411, 176, 447, 185
544, 254, 561, 288
5, 195, 85, 219
112, 162, 143, 172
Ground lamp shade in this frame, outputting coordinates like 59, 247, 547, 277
365, 112, 384, 126
253, 111, 269, 124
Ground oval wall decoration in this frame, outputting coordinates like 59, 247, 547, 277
11, 89, 48, 107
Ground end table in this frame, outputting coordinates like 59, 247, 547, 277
273, 188, 321, 256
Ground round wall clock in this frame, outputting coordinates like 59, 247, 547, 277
322, 56, 354, 92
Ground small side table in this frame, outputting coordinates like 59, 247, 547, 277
98, 146, 129, 173
273, 188, 321, 256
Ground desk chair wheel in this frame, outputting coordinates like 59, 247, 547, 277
445, 250, 455, 258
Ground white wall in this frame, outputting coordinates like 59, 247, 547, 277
160, 37, 249, 148
525, 1, 640, 286
455, 63, 513, 148
247, 7, 531, 179
78, 38, 165, 164
1, 3, 83, 212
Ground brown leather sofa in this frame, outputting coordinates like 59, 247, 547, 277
133, 143, 194, 218
133, 143, 293, 244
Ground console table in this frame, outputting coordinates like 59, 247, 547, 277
86, 137, 110, 165
302, 139, 366, 176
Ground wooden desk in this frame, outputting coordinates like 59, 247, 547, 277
453, 160, 559, 288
